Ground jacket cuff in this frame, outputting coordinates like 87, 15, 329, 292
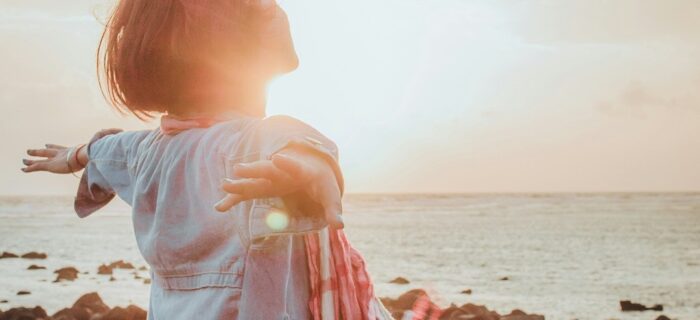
73, 135, 117, 218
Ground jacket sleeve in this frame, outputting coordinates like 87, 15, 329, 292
74, 130, 150, 218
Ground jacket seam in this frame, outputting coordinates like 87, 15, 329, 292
157, 271, 244, 278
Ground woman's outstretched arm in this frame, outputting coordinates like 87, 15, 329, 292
21, 128, 123, 174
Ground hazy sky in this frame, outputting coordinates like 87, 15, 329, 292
1, 0, 699, 195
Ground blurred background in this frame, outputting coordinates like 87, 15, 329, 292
1, 1, 699, 320
1, 0, 699, 195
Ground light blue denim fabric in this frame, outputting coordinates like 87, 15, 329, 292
74, 115, 341, 319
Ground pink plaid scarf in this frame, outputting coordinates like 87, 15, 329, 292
161, 115, 391, 320
305, 228, 390, 320
160, 114, 228, 136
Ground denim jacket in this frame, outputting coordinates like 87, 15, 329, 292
74, 115, 342, 319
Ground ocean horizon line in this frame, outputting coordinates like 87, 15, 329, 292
1, 191, 699, 199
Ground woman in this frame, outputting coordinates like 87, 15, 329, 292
22, 0, 390, 319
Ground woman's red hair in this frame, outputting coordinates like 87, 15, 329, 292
98, 0, 269, 119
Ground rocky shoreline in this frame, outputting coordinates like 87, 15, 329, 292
0, 290, 675, 320
1, 251, 152, 320
0, 251, 675, 320
1, 289, 544, 320
0, 292, 145, 320
380, 288, 544, 320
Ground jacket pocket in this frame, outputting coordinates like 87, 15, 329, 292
248, 198, 291, 251
248, 198, 328, 250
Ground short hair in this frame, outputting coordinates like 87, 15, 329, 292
98, 0, 269, 119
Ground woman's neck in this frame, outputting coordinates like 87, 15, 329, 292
172, 80, 268, 118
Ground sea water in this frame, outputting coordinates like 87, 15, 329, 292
1, 194, 698, 319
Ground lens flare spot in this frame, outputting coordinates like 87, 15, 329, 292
266, 210, 289, 231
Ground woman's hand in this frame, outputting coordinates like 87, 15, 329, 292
215, 149, 344, 229
21, 128, 123, 174
22, 144, 75, 174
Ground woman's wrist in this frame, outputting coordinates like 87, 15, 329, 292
75, 144, 89, 168
66, 144, 89, 173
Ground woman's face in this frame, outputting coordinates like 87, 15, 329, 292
255, 2, 299, 76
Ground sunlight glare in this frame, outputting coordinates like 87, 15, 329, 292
266, 209, 290, 231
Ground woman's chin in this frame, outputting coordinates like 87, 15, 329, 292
280, 54, 300, 74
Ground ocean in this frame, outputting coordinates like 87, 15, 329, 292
1, 194, 698, 319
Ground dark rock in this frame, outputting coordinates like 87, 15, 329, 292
97, 264, 113, 275
20, 252, 47, 260
0, 306, 47, 320
501, 309, 545, 320
143, 279, 151, 284
100, 305, 146, 320
72, 292, 110, 314
437, 302, 504, 320
52, 306, 91, 320
138, 266, 148, 271
0, 300, 7, 303
620, 300, 663, 312
108, 260, 135, 270
619, 300, 643, 311
392, 292, 441, 320
502, 315, 545, 320
507, 309, 527, 316
0, 252, 18, 259
656, 316, 671, 320
389, 277, 410, 285
379, 297, 394, 309
394, 289, 428, 310
499, 276, 510, 281
439, 304, 469, 320
460, 289, 472, 294
458, 303, 501, 320
54, 267, 79, 282
382, 289, 539, 320
16, 291, 30, 296
27, 265, 46, 270
109, 276, 116, 282
390, 310, 404, 320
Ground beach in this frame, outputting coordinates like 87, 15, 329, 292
1, 193, 698, 319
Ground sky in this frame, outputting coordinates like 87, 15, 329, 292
1, 0, 699, 195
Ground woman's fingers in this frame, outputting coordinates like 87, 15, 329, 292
45, 144, 66, 150
221, 178, 274, 199
321, 194, 344, 229
233, 161, 288, 182
273, 152, 344, 228
26, 148, 57, 158
21, 161, 48, 173
22, 159, 39, 166
271, 153, 307, 180
316, 179, 344, 229
216, 178, 280, 212
214, 194, 245, 212
223, 153, 343, 230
